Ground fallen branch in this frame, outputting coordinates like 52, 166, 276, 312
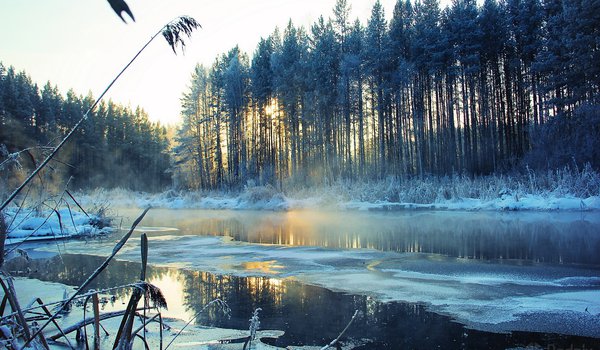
5, 177, 76, 255
0, 282, 146, 323
32, 298, 74, 349
47, 308, 161, 342
48, 310, 127, 341
0, 212, 6, 268
0, 275, 31, 341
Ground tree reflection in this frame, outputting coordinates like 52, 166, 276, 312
133, 209, 600, 265
15, 253, 599, 349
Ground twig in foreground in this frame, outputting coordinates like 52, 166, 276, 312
23, 207, 150, 348
320, 310, 361, 350
164, 299, 230, 350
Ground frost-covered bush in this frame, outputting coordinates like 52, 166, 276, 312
70, 166, 600, 211
303, 168, 600, 206
241, 184, 281, 203
520, 163, 600, 197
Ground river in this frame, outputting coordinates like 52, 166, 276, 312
15, 208, 600, 349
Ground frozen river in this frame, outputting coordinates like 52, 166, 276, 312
22, 209, 600, 348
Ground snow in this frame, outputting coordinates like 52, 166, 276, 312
2, 207, 111, 245
340, 194, 600, 211
76, 187, 600, 212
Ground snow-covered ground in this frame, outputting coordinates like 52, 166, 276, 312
2, 207, 112, 245
75, 186, 600, 212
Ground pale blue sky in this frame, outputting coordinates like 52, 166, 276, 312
1, 0, 441, 125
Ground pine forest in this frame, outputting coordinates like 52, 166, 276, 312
2, 0, 599, 193
174, 0, 599, 190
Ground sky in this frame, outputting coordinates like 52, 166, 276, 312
1, 0, 448, 126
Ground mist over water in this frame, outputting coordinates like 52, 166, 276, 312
123, 209, 600, 265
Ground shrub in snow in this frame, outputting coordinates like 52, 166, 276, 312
241, 184, 281, 204
249, 307, 261, 340
69, 166, 600, 212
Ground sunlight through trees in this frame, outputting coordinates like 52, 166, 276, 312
174, 0, 600, 190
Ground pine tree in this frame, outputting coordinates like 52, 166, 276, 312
273, 21, 306, 183
308, 17, 340, 181
479, 0, 508, 171
347, 20, 366, 178
389, 0, 415, 176
250, 37, 276, 183
365, 0, 388, 177
411, 0, 441, 176
38, 82, 63, 142
223, 46, 250, 186
334, 0, 354, 178
448, 0, 483, 172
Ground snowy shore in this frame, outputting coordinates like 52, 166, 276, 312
2, 207, 112, 245
3, 174, 599, 252
3, 186, 598, 247
76, 186, 600, 212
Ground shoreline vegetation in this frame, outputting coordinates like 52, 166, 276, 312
5, 164, 598, 244
80, 165, 600, 212
3, 164, 600, 246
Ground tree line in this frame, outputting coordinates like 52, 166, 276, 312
0, 63, 171, 192
175, 0, 599, 191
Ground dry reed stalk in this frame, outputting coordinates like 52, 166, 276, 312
23, 207, 150, 348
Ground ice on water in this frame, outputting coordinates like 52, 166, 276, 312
53, 228, 600, 337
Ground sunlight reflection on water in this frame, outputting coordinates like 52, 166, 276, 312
115, 208, 600, 264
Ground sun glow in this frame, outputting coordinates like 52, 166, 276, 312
265, 99, 279, 117
148, 271, 195, 321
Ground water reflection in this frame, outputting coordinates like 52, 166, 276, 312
12, 253, 599, 349
119, 209, 600, 265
